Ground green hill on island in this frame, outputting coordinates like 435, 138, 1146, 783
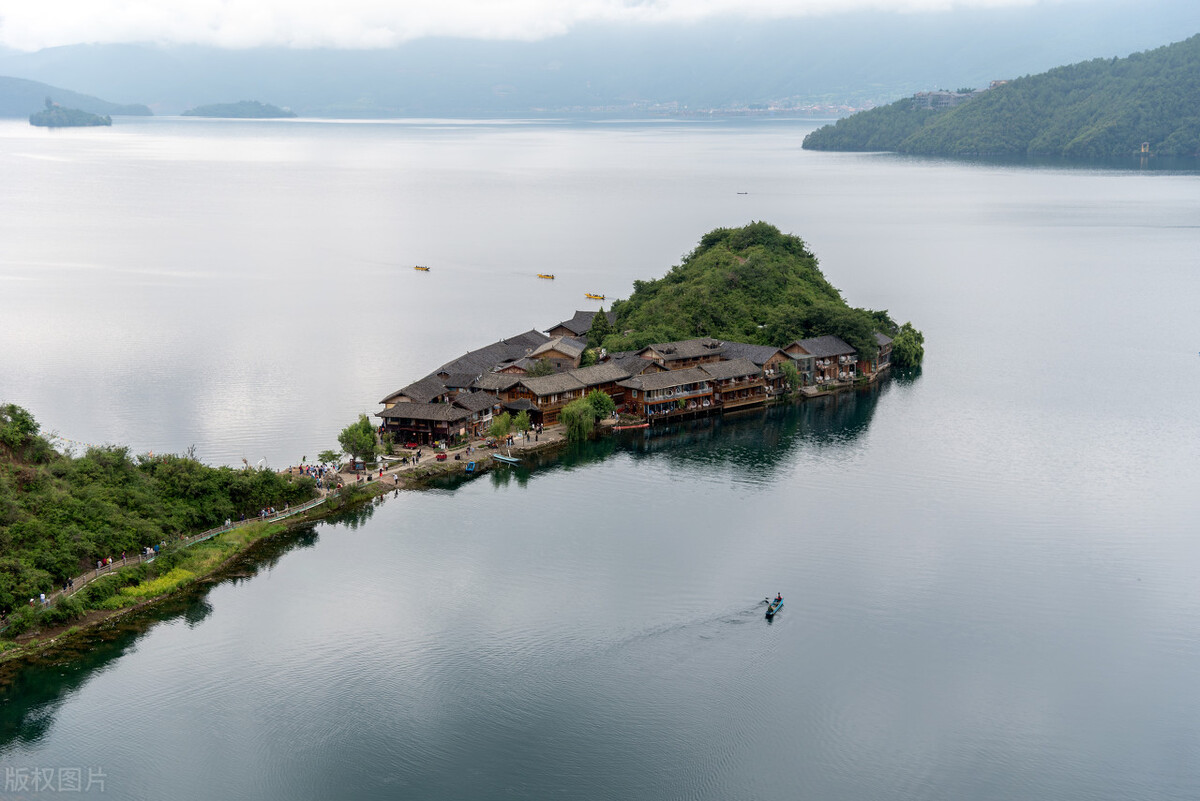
29, 100, 111, 128
1, 76, 151, 118
602, 222, 908, 361
803, 34, 1200, 159
182, 100, 297, 118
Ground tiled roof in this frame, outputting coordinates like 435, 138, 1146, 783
379, 402, 471, 422
789, 335, 856, 358
453, 391, 499, 413
531, 336, 585, 360
874, 332, 894, 346
700, 358, 763, 381
435, 329, 550, 375
502, 398, 538, 412
640, 337, 725, 362
568, 362, 632, 386
517, 373, 588, 397
380, 375, 448, 405
618, 366, 713, 392
610, 353, 664, 375
546, 310, 615, 337
719, 341, 788, 366
473, 373, 521, 392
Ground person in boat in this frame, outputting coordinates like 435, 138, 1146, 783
775, 593, 782, 602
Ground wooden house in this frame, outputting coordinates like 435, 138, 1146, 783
568, 362, 633, 407
617, 366, 714, 421
786, 335, 857, 385
718, 342, 794, 396
509, 373, 588, 424
700, 358, 767, 410
529, 336, 587, 371
545, 310, 615, 340
637, 338, 725, 370
858, 332, 893, 377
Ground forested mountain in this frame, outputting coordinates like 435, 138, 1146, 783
0, 75, 150, 117
29, 103, 110, 127
604, 223, 898, 361
803, 34, 1200, 158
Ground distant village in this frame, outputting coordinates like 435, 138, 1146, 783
377, 310, 894, 446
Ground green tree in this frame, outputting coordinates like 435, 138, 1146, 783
587, 308, 613, 349
780, 361, 800, 393
560, 398, 596, 442
513, 410, 531, 436
891, 322, 926, 367
337, 415, 377, 463
526, 359, 555, 377
489, 412, 513, 440
585, 390, 615, 419
317, 449, 340, 465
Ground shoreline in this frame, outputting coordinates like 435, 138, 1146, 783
0, 381, 872, 673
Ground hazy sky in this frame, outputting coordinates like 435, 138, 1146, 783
0, 0, 1056, 51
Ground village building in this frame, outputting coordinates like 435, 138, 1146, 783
618, 366, 715, 421
378, 390, 501, 445
507, 373, 588, 425
786, 335, 857, 384
528, 336, 587, 372
700, 358, 768, 411
568, 362, 634, 407
545, 310, 616, 340
858, 332, 893, 378
718, 342, 794, 396
637, 338, 725, 370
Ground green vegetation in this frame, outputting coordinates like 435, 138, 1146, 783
181, 100, 297, 118
803, 35, 1200, 158
513, 411, 531, 436
489, 412, 513, 440
604, 222, 900, 361
0, 404, 315, 623
891, 323, 926, 368
585, 390, 615, 420
317, 449, 340, 465
560, 399, 597, 442
337, 415, 377, 463
527, 359, 555, 377
586, 308, 613, 349
29, 98, 111, 128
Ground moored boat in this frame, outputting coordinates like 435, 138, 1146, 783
765, 596, 783, 618
491, 453, 521, 464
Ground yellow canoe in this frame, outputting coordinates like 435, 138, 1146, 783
585, 293, 605, 300
537, 273, 555, 279
414, 265, 430, 271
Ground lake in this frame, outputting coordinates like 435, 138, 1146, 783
2, 116, 1199, 800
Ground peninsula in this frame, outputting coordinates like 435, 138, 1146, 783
181, 100, 297, 118
803, 34, 1200, 159
377, 223, 924, 446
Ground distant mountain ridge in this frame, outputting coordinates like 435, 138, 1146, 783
0, 2, 1198, 116
181, 100, 296, 118
802, 34, 1200, 158
0, 75, 150, 117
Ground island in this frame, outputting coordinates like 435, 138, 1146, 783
181, 100, 297, 118
802, 33, 1200, 159
2, 78, 151, 118
29, 98, 111, 128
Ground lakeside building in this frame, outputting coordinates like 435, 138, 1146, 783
377, 322, 891, 443
786, 335, 858, 384
546, 310, 616, 339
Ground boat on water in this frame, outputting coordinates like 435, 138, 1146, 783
491, 453, 521, 464
585, 293, 605, 300
613, 422, 649, 431
537, 273, 555, 280
414, 265, 430, 271
765, 596, 783, 618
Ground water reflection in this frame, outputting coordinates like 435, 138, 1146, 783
0, 524, 322, 752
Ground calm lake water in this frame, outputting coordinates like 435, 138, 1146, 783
2, 117, 1200, 800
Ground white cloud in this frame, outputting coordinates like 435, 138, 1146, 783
0, 0, 1049, 51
